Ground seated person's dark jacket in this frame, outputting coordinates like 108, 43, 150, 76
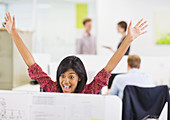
122, 85, 170, 120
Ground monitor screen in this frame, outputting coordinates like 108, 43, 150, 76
108, 73, 125, 89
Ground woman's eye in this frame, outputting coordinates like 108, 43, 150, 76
69, 76, 74, 79
61, 75, 65, 78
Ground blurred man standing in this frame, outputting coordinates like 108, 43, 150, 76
76, 18, 96, 54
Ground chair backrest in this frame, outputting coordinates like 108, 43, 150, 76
122, 85, 170, 120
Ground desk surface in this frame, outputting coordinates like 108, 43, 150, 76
0, 90, 122, 120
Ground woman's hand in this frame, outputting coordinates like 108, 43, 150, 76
4, 12, 16, 34
127, 19, 148, 41
4, 12, 35, 67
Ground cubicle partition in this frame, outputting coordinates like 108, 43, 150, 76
0, 30, 33, 90
0, 90, 122, 120
48, 55, 127, 83
48, 55, 170, 94
76, 55, 170, 86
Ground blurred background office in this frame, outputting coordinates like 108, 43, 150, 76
0, 0, 170, 92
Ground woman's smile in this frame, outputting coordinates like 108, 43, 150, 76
62, 83, 71, 92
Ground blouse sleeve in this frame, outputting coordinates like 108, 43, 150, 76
83, 68, 111, 94
28, 63, 60, 92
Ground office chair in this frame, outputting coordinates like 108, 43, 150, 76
122, 85, 170, 120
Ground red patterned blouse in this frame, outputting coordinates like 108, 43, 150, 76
28, 63, 111, 94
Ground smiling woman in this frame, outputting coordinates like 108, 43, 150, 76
28, 56, 110, 94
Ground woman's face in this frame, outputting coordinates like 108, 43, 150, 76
117, 25, 125, 33
59, 69, 80, 93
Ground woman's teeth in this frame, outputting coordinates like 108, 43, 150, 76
64, 86, 70, 89
63, 85, 71, 92
63, 84, 71, 89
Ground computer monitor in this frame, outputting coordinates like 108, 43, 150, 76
108, 73, 124, 89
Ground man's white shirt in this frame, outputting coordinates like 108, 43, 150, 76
109, 69, 155, 99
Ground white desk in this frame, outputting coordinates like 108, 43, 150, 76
0, 90, 122, 120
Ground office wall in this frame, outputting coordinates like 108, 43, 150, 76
6, 1, 96, 62
0, 4, 7, 23
35, 1, 97, 61
5, 0, 170, 59
8, 3, 33, 31
96, 0, 170, 56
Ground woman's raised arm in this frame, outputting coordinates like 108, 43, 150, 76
104, 19, 148, 73
4, 12, 35, 67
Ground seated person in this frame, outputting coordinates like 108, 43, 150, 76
109, 55, 155, 99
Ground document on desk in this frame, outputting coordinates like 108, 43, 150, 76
67, 95, 105, 120
0, 91, 29, 120
90, 118, 104, 120
30, 94, 105, 120
30, 105, 67, 120
30, 95, 67, 120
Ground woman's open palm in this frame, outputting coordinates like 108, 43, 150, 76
127, 19, 148, 40
4, 12, 15, 34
